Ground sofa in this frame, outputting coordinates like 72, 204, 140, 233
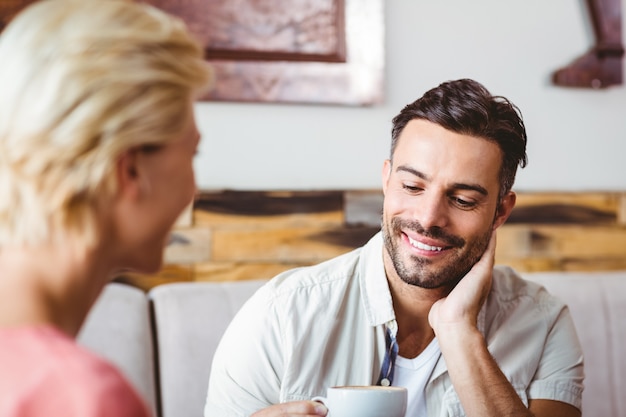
77, 271, 626, 417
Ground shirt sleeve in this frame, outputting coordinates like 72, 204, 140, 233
527, 304, 584, 409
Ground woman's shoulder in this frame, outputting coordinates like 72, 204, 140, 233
0, 325, 151, 417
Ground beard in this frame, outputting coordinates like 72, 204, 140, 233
381, 215, 492, 289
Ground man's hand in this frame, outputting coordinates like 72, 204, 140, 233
251, 401, 328, 417
428, 231, 496, 333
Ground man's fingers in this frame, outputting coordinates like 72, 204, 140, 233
251, 400, 328, 417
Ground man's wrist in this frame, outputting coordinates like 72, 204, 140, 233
435, 321, 484, 352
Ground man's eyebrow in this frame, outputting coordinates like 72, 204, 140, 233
451, 183, 489, 196
396, 164, 489, 196
396, 164, 429, 180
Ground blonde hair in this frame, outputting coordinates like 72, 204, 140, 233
0, 0, 212, 246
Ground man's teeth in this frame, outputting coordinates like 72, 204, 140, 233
408, 236, 443, 251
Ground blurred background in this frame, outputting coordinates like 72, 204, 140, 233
2, 0, 624, 288
193, 0, 626, 192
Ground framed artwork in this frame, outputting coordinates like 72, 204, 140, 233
143, 0, 385, 105
1, 0, 385, 105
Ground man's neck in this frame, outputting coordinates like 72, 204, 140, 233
383, 253, 450, 358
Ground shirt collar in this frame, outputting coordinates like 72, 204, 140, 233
359, 231, 397, 327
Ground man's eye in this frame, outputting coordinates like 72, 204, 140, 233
452, 197, 476, 209
402, 184, 422, 192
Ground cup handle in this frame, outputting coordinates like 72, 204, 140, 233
311, 396, 327, 406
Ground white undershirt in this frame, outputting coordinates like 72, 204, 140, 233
394, 338, 441, 417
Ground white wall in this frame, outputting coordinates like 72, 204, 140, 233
193, 0, 626, 191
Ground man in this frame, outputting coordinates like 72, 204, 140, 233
205, 79, 584, 417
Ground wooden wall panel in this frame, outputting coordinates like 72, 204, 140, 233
193, 190, 344, 227
117, 190, 626, 291
212, 227, 353, 263
194, 261, 309, 283
165, 228, 212, 264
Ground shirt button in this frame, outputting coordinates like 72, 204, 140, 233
380, 378, 390, 386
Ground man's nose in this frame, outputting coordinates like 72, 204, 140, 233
413, 192, 449, 230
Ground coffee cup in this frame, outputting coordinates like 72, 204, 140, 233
312, 385, 407, 417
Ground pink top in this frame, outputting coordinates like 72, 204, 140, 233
0, 325, 151, 417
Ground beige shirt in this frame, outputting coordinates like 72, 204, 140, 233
205, 232, 584, 417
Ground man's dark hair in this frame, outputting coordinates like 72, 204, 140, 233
391, 79, 528, 199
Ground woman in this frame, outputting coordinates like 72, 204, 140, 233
0, 0, 212, 415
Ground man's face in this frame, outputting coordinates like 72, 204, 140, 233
381, 119, 511, 290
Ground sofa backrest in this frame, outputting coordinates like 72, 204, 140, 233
77, 283, 158, 416
148, 280, 268, 417
522, 270, 626, 417
79, 272, 626, 417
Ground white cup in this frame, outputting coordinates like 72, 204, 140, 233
312, 385, 407, 417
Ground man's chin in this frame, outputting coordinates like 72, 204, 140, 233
401, 274, 451, 290
398, 262, 466, 290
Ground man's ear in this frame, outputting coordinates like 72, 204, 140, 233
382, 159, 392, 195
115, 149, 142, 199
493, 191, 516, 230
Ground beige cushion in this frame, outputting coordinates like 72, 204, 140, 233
523, 270, 626, 417
149, 280, 267, 417
77, 272, 626, 417
77, 283, 158, 416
